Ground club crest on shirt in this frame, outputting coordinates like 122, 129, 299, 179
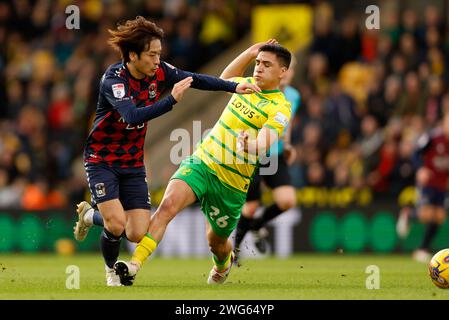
257, 100, 270, 108
112, 83, 125, 98
95, 183, 106, 198
149, 83, 157, 99
181, 168, 192, 176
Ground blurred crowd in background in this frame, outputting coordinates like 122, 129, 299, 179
1, 0, 448, 210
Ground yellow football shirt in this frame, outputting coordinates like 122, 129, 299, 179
193, 77, 292, 193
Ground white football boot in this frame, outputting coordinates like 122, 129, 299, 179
105, 265, 123, 286
207, 253, 234, 285
412, 249, 432, 263
396, 207, 412, 239
73, 201, 94, 241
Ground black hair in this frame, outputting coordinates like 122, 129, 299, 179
108, 16, 164, 63
258, 44, 292, 68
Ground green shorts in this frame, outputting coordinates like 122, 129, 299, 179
171, 156, 246, 238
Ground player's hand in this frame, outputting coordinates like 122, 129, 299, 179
235, 82, 261, 94
171, 77, 193, 102
416, 167, 431, 187
283, 143, 296, 165
237, 131, 249, 153
248, 39, 279, 57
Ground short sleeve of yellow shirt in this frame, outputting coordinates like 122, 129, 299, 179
263, 101, 292, 137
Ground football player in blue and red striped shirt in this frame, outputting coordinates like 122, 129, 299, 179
72, 16, 260, 286
397, 113, 449, 263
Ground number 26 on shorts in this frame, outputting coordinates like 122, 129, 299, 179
209, 206, 229, 228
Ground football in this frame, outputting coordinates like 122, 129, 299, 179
428, 249, 449, 289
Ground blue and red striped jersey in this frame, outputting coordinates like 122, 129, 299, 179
417, 128, 449, 191
84, 61, 238, 168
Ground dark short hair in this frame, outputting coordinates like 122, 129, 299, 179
258, 44, 292, 68
108, 16, 164, 63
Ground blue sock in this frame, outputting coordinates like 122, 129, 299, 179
101, 228, 122, 268
92, 210, 104, 227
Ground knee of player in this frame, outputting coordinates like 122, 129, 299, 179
125, 230, 146, 243
103, 218, 126, 236
435, 209, 447, 225
157, 197, 179, 221
417, 206, 433, 223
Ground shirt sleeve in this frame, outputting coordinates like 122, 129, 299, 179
161, 61, 238, 93
102, 76, 176, 126
263, 102, 292, 137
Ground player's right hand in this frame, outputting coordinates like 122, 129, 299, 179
235, 82, 261, 94
416, 167, 431, 187
172, 76, 193, 102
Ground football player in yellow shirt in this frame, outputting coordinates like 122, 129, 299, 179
114, 40, 292, 285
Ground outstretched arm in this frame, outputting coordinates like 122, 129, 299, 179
412, 131, 432, 169
220, 39, 279, 80
106, 77, 194, 126
162, 61, 260, 94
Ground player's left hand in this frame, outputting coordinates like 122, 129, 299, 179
235, 82, 261, 94
283, 143, 296, 165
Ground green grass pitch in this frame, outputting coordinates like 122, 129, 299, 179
0, 253, 447, 300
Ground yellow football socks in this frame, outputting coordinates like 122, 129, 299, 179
213, 252, 232, 272
131, 233, 158, 267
